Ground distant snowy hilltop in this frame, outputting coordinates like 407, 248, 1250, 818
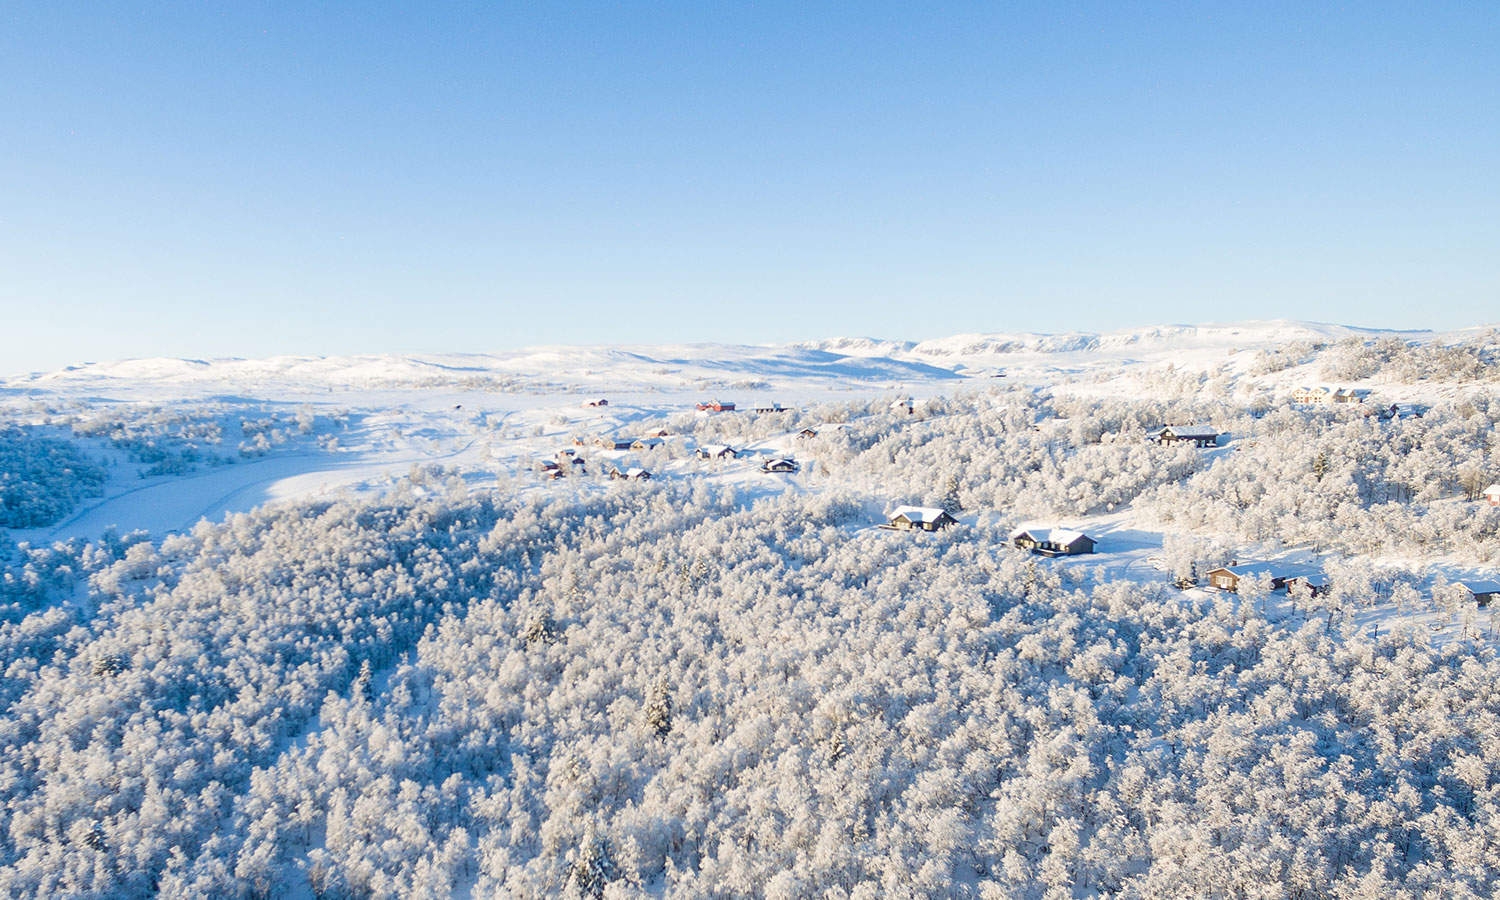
6, 319, 1495, 393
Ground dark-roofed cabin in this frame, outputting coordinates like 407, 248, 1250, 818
761, 458, 800, 474
696, 445, 737, 460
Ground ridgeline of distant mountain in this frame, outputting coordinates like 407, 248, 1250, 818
11, 320, 1495, 389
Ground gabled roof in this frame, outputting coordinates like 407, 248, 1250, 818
1011, 527, 1092, 545
624, 467, 649, 478
1484, 484, 1500, 495
1458, 580, 1500, 595
1155, 425, 1219, 438
1207, 562, 1298, 580
890, 506, 954, 524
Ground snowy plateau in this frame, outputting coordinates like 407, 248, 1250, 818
3, 319, 1500, 899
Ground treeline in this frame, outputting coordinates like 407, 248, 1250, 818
0, 426, 106, 528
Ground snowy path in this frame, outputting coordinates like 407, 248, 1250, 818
42, 434, 489, 541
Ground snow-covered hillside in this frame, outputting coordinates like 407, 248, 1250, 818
3, 319, 1500, 899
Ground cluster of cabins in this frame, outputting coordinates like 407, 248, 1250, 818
1291, 386, 1366, 405
695, 400, 792, 414
541, 434, 807, 483
1200, 561, 1500, 607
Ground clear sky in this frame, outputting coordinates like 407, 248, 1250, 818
3, 2, 1497, 374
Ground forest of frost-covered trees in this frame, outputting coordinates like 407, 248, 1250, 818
1, 474, 1500, 897
2, 333, 1500, 898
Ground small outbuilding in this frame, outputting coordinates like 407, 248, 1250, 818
581, 398, 609, 408
1483, 484, 1500, 507
1011, 528, 1096, 557
1457, 580, 1500, 607
1285, 574, 1330, 598
884, 506, 958, 532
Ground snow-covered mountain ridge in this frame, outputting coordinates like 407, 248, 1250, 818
11, 319, 1494, 390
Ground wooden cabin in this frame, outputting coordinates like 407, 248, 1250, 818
697, 400, 736, 412
1483, 484, 1500, 507
797, 428, 818, 439
752, 403, 789, 413
696, 445, 738, 460
1205, 563, 1291, 593
761, 458, 800, 474
609, 466, 652, 481
1291, 386, 1332, 404
630, 438, 663, 451
1151, 425, 1220, 448
882, 506, 957, 532
581, 398, 609, 408
593, 436, 633, 450
1011, 528, 1096, 557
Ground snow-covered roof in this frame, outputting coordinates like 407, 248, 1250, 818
1011, 527, 1092, 545
1458, 580, 1500, 595
1209, 562, 1295, 579
1484, 484, 1500, 495
625, 467, 648, 478
891, 506, 953, 524
1156, 425, 1219, 438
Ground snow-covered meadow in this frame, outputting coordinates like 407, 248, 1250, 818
2, 320, 1500, 898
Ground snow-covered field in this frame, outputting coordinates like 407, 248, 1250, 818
3, 320, 1500, 899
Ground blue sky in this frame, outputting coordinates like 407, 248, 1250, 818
2, 2, 1497, 373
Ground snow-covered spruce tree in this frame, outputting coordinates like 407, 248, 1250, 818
645, 677, 672, 739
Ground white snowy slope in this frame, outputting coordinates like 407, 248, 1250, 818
3, 318, 1494, 544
